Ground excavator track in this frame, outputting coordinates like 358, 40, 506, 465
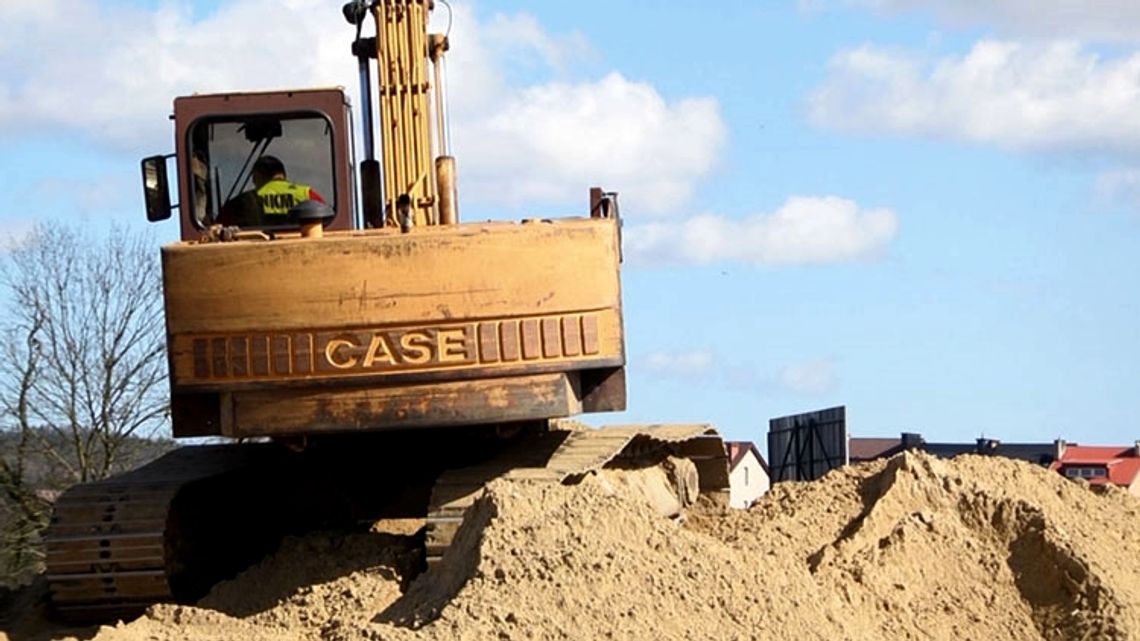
42, 428, 509, 623
44, 425, 728, 620
45, 444, 300, 623
425, 424, 730, 564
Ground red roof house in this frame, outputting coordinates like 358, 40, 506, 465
1049, 443, 1140, 493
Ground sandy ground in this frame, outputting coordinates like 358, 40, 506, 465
5, 450, 1140, 640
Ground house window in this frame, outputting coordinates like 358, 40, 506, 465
744, 467, 750, 486
1065, 466, 1107, 479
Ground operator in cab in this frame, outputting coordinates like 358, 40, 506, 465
219, 155, 325, 226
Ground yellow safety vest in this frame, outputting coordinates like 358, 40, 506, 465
257, 180, 315, 216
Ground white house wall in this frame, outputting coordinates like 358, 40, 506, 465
728, 452, 769, 509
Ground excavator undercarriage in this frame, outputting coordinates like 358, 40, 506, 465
46, 423, 728, 622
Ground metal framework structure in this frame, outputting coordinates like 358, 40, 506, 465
371, 0, 457, 228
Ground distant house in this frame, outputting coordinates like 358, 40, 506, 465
849, 432, 1058, 467
848, 437, 903, 463
1050, 442, 1140, 494
724, 441, 769, 509
923, 438, 1058, 466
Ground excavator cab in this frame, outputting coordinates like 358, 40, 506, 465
142, 88, 356, 238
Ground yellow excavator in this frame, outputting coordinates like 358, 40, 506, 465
44, 0, 729, 622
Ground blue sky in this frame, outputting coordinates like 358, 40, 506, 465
2, 0, 1138, 453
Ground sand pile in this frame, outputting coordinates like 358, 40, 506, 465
39, 451, 1140, 641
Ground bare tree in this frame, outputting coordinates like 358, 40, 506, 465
0, 224, 169, 582
0, 307, 50, 583
0, 224, 169, 482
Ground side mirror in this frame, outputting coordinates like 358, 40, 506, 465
141, 155, 173, 222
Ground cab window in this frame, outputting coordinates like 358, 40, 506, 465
187, 113, 335, 229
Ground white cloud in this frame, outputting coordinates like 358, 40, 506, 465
779, 358, 839, 395
30, 171, 136, 218
640, 350, 838, 396
1095, 167, 1140, 210
0, 1, 351, 150
641, 350, 715, 377
437, 5, 724, 214
624, 196, 898, 266
0, 1, 724, 216
809, 40, 1140, 154
847, 1, 1140, 44
479, 13, 596, 73
457, 73, 724, 214
0, 219, 41, 253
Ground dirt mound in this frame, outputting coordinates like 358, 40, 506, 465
20, 451, 1140, 641
719, 453, 1139, 640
